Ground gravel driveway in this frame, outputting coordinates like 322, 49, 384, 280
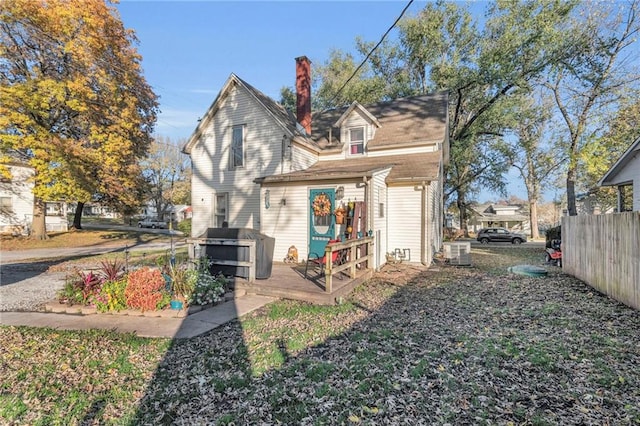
0, 261, 67, 311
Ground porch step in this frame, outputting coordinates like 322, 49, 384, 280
234, 269, 373, 305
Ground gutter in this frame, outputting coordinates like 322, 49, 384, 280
255, 171, 375, 185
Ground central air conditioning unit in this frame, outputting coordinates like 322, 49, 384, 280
443, 242, 472, 266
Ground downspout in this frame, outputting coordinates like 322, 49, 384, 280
417, 181, 428, 266
363, 175, 371, 268
363, 175, 370, 232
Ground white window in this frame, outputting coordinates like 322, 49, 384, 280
214, 193, 228, 227
231, 125, 244, 168
0, 197, 12, 214
46, 202, 62, 216
349, 127, 365, 155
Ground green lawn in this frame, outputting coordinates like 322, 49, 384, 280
1, 246, 639, 425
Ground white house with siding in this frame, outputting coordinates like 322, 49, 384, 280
0, 163, 68, 234
183, 56, 449, 269
599, 135, 640, 212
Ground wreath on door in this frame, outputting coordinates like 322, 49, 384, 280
312, 193, 331, 216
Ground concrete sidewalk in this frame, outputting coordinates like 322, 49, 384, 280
0, 294, 275, 339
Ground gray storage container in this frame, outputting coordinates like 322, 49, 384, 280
198, 228, 275, 279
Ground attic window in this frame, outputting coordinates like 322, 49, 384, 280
349, 127, 364, 155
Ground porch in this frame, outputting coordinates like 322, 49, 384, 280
233, 237, 375, 305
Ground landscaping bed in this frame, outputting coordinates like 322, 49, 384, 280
53, 256, 230, 316
1, 246, 639, 425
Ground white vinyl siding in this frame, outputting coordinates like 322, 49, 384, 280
260, 183, 309, 261
609, 154, 640, 211
290, 142, 318, 171
190, 83, 287, 236
372, 169, 390, 269
319, 141, 439, 162
261, 181, 366, 262
0, 165, 33, 231
0, 164, 68, 233
387, 185, 427, 265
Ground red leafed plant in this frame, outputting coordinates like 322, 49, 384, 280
98, 258, 125, 281
125, 267, 168, 312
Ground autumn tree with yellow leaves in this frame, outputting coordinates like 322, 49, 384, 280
0, 0, 158, 238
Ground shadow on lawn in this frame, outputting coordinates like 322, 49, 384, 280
128, 248, 640, 424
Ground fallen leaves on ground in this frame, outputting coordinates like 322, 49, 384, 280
1, 247, 639, 425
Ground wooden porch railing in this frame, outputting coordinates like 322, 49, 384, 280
323, 236, 374, 293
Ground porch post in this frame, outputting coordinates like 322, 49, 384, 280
350, 245, 357, 278
617, 185, 623, 212
324, 244, 333, 293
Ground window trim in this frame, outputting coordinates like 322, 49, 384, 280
230, 125, 245, 169
45, 202, 63, 217
348, 126, 365, 156
0, 196, 12, 214
214, 192, 228, 228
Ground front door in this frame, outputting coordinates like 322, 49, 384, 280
309, 188, 335, 258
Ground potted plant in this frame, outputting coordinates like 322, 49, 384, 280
167, 263, 196, 310
334, 204, 346, 224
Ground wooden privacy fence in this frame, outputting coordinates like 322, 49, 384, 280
562, 212, 640, 310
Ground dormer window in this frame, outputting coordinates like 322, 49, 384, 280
349, 127, 365, 155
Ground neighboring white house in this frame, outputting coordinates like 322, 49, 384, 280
0, 163, 68, 234
82, 203, 119, 219
175, 205, 192, 222
598, 135, 640, 212
183, 56, 449, 268
468, 203, 529, 233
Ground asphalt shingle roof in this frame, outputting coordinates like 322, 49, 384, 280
258, 152, 441, 184
311, 92, 449, 150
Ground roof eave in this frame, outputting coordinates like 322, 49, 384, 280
183, 74, 300, 155
183, 74, 238, 155
256, 171, 374, 185
367, 138, 444, 151
598, 135, 640, 186
386, 176, 436, 185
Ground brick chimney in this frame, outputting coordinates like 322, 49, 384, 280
295, 56, 311, 134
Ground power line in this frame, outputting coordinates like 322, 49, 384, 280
326, 0, 415, 107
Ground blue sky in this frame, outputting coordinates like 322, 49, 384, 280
116, 0, 430, 142
115, 0, 535, 202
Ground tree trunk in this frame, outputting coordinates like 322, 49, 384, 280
529, 200, 539, 239
72, 202, 84, 230
457, 193, 469, 238
566, 167, 577, 216
30, 197, 48, 240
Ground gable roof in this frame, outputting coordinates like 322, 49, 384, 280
183, 72, 449, 155
256, 152, 441, 185
183, 74, 305, 154
599, 135, 640, 186
334, 101, 381, 128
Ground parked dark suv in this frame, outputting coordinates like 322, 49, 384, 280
476, 228, 527, 244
